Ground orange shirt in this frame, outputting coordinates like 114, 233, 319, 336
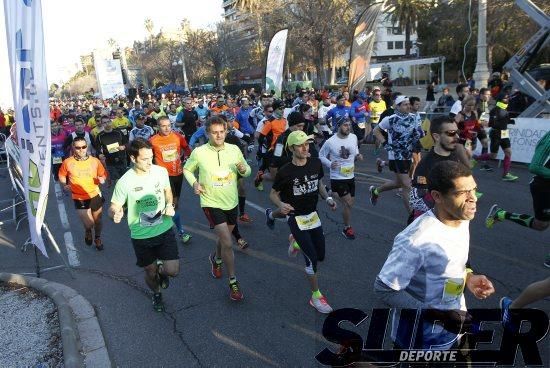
149, 132, 191, 176
210, 105, 228, 115
260, 118, 287, 149
58, 156, 106, 200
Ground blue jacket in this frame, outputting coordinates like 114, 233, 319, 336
350, 100, 368, 123
189, 126, 208, 146
236, 107, 254, 135
326, 105, 351, 132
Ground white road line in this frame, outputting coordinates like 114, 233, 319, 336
54, 182, 79, 266
245, 200, 266, 213
355, 171, 391, 182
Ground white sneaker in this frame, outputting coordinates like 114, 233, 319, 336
309, 296, 333, 314
287, 234, 299, 257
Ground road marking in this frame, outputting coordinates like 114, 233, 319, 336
212, 330, 280, 367
355, 171, 391, 183
54, 183, 79, 266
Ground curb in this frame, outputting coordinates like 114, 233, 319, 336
0, 273, 112, 368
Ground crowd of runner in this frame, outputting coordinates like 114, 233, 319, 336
2, 81, 548, 352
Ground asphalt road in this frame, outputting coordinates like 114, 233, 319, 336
0, 144, 548, 367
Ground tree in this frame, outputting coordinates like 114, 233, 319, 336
387, 0, 428, 56
144, 18, 154, 48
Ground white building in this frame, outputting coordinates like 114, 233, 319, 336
372, 15, 419, 60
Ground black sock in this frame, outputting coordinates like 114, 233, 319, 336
504, 212, 534, 228
238, 196, 246, 215
482, 146, 488, 154
232, 225, 241, 241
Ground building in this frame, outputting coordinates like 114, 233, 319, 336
371, 15, 419, 61
222, 0, 256, 41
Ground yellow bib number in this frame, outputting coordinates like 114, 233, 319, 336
442, 277, 464, 303
212, 170, 232, 188
106, 142, 119, 154
161, 148, 177, 162
295, 211, 321, 231
500, 129, 509, 139
340, 165, 354, 177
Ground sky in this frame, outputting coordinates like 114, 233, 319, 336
0, 0, 223, 108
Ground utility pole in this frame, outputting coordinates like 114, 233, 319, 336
473, 0, 490, 88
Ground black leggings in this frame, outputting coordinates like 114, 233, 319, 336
287, 215, 325, 274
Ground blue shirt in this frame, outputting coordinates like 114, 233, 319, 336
236, 107, 254, 135
195, 105, 209, 123
189, 126, 208, 146
326, 105, 351, 132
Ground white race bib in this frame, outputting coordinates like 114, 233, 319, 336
358, 122, 366, 129
211, 170, 232, 188
139, 210, 163, 227
273, 143, 284, 157
500, 129, 509, 139
106, 142, 119, 154
295, 211, 321, 231
339, 164, 354, 177
53, 157, 63, 164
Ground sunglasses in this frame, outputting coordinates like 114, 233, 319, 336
266, 110, 274, 113
442, 130, 458, 137
74, 145, 87, 150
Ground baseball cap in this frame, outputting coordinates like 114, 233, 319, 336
135, 112, 146, 120
286, 130, 314, 148
272, 100, 284, 111
395, 95, 409, 106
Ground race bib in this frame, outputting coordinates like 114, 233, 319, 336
340, 164, 354, 177
53, 157, 63, 164
211, 170, 232, 188
442, 277, 465, 304
295, 211, 321, 231
358, 122, 366, 129
106, 142, 119, 154
139, 210, 163, 227
465, 140, 472, 150
500, 129, 509, 139
161, 148, 178, 162
273, 143, 284, 157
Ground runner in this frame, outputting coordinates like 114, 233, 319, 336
58, 137, 107, 250
183, 115, 251, 301
375, 161, 495, 349
51, 120, 67, 181
129, 113, 155, 142
371, 96, 423, 216
368, 87, 387, 169
318, 118, 362, 239
95, 117, 129, 185
175, 97, 199, 141
349, 92, 370, 145
109, 138, 180, 312
149, 116, 193, 243
270, 130, 337, 313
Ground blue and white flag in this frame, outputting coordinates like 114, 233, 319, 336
4, 0, 51, 256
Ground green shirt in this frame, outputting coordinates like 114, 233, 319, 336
183, 142, 251, 210
111, 165, 173, 239
529, 130, 550, 179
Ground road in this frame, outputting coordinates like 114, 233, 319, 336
0, 144, 548, 367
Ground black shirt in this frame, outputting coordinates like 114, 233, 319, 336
176, 109, 199, 138
95, 129, 128, 165
412, 148, 459, 190
272, 158, 324, 216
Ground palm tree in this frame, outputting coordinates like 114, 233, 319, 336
144, 18, 154, 48
234, 0, 262, 12
387, 0, 427, 56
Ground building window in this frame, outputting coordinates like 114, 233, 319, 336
392, 27, 402, 35
387, 27, 393, 35
395, 41, 404, 49
387, 41, 394, 50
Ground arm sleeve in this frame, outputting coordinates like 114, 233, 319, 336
374, 277, 426, 308
378, 116, 390, 131
317, 140, 332, 168
96, 159, 107, 179
179, 133, 192, 157
183, 150, 199, 186
58, 161, 68, 180
236, 147, 251, 177
111, 178, 127, 206
409, 187, 432, 213
377, 233, 424, 292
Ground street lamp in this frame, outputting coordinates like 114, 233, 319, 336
172, 59, 189, 92
473, 0, 490, 88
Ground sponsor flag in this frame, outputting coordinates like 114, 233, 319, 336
265, 29, 288, 98
348, 1, 385, 92
4, 0, 51, 256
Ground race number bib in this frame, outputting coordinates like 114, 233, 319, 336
500, 129, 509, 139
465, 140, 472, 150
295, 211, 321, 231
211, 170, 232, 188
358, 122, 366, 129
273, 143, 284, 157
161, 148, 177, 162
442, 277, 465, 304
340, 165, 354, 177
53, 157, 63, 164
106, 142, 119, 154
139, 210, 163, 227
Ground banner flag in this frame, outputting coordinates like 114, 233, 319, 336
265, 29, 288, 98
348, 1, 385, 92
4, 0, 51, 257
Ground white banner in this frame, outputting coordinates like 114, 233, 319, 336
474, 118, 549, 163
265, 29, 288, 98
4, 0, 51, 257
94, 49, 125, 99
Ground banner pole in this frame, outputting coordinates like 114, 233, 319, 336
34, 245, 40, 278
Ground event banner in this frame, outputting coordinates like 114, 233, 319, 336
4, 0, 51, 256
348, 1, 385, 93
94, 49, 125, 99
265, 29, 288, 98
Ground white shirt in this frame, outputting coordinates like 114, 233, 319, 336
450, 100, 462, 116
318, 133, 359, 180
317, 103, 335, 133
377, 210, 469, 311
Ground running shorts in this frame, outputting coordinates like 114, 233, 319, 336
131, 229, 179, 268
389, 159, 412, 174
330, 178, 356, 197
202, 206, 238, 228
73, 194, 104, 211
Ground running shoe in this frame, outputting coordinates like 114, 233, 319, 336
485, 204, 502, 229
94, 238, 104, 251
500, 297, 518, 332
237, 238, 249, 249
156, 260, 169, 289
342, 227, 355, 240
256, 182, 264, 191
265, 208, 275, 230
480, 164, 493, 172
309, 296, 333, 314
544, 254, 550, 269
369, 186, 379, 206
152, 292, 165, 312
254, 170, 264, 189
502, 173, 519, 182
470, 159, 478, 169
179, 231, 192, 244
209, 253, 222, 279
85, 229, 93, 246
376, 158, 384, 173
475, 191, 483, 200
229, 280, 244, 301
288, 234, 299, 257
238, 213, 252, 223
